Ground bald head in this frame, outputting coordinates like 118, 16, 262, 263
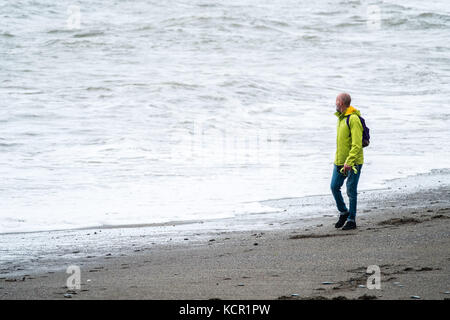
336, 93, 351, 113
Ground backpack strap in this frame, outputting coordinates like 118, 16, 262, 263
346, 115, 351, 136
346, 114, 360, 136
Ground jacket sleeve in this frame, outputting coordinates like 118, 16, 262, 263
345, 115, 363, 166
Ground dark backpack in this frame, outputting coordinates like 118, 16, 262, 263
346, 114, 370, 148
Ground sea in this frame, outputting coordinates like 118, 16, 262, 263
1, 0, 450, 233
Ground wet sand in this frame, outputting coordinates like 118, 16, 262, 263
1, 185, 450, 300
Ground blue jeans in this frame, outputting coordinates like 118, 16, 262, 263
330, 164, 363, 222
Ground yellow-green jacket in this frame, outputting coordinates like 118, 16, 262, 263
334, 106, 364, 167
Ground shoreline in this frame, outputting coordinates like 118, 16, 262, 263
1, 174, 449, 299
2, 168, 448, 237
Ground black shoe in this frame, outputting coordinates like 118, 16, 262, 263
335, 212, 349, 228
342, 220, 357, 230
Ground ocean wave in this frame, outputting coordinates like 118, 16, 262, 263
133, 24, 154, 32
73, 31, 105, 38
382, 11, 450, 29
14, 113, 42, 119
158, 14, 292, 31
315, 10, 345, 16
158, 81, 201, 89
46, 29, 76, 34
59, 39, 108, 48
0, 32, 14, 38
0, 142, 23, 148
86, 87, 112, 91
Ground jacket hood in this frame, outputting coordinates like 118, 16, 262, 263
335, 105, 361, 118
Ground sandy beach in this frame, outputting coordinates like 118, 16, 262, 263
1, 174, 449, 300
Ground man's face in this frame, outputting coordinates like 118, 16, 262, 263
335, 97, 343, 113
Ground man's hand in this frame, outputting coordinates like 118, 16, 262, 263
343, 163, 352, 174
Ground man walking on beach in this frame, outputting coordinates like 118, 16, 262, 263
331, 93, 364, 230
